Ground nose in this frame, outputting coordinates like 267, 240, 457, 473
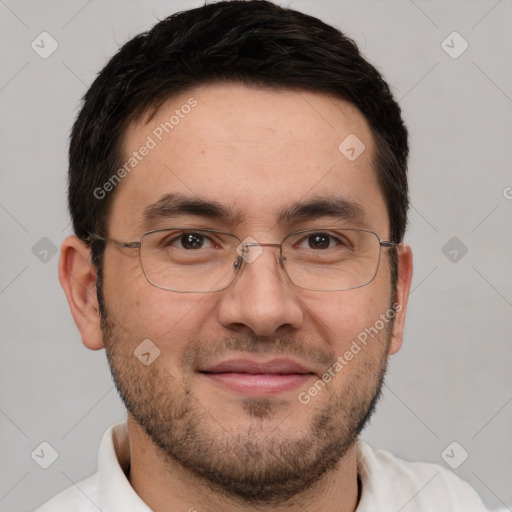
217, 244, 304, 337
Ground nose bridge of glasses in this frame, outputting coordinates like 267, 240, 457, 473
247, 242, 282, 249
235, 239, 285, 269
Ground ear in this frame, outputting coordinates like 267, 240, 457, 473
388, 243, 413, 355
58, 236, 105, 350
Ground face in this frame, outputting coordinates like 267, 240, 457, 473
97, 83, 407, 503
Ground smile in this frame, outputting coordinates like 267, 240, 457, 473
199, 358, 316, 396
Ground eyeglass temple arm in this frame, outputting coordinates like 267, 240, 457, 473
380, 240, 399, 248
86, 233, 140, 249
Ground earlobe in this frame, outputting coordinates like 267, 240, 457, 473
388, 243, 413, 355
58, 236, 105, 350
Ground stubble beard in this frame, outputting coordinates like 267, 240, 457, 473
100, 300, 391, 505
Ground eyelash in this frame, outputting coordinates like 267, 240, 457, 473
161, 230, 348, 250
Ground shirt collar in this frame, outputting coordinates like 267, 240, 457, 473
97, 422, 152, 511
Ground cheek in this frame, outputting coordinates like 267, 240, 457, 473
145, 292, 213, 345
303, 282, 392, 355
104, 259, 217, 356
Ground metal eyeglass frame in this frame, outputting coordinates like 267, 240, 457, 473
86, 227, 398, 292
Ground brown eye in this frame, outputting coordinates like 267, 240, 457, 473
160, 232, 215, 250
180, 233, 205, 249
306, 233, 333, 249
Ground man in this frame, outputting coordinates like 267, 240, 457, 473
36, 1, 496, 510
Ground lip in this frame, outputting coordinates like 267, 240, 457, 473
199, 358, 316, 396
202, 358, 314, 375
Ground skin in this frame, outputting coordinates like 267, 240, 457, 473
59, 83, 413, 512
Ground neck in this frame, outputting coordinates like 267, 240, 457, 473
126, 416, 361, 512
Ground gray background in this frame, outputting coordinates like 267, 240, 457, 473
1, 0, 511, 510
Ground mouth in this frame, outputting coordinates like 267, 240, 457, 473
198, 358, 317, 396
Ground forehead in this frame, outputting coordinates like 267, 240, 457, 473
110, 83, 388, 236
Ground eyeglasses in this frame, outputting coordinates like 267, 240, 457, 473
87, 227, 397, 293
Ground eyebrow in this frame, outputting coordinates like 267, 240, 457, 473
139, 192, 368, 231
277, 196, 367, 226
140, 193, 242, 230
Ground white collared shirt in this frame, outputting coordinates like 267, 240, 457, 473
35, 422, 496, 511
